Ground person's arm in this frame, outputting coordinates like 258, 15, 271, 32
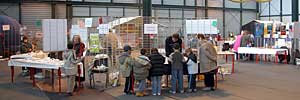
168, 53, 173, 62
70, 52, 82, 64
179, 39, 183, 52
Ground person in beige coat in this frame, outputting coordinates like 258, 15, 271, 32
63, 43, 83, 96
198, 35, 218, 91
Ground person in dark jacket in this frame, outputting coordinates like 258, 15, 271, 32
169, 43, 185, 94
148, 48, 165, 96
165, 33, 182, 57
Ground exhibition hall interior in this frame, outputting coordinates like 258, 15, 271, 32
0, 0, 300, 100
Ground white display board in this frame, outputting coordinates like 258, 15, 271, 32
98, 24, 109, 34
144, 24, 158, 34
185, 19, 218, 34
42, 19, 67, 52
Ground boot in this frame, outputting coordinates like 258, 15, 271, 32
135, 92, 144, 97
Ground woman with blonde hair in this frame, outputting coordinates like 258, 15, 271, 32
72, 35, 86, 90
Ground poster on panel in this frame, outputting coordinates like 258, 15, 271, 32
144, 24, 158, 34
89, 33, 100, 53
185, 19, 218, 34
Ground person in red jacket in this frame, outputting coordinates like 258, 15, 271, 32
72, 35, 85, 90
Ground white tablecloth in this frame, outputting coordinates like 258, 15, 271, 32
238, 47, 288, 55
8, 58, 64, 69
218, 51, 235, 55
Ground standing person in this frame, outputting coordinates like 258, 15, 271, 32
184, 48, 198, 93
233, 31, 244, 60
118, 45, 135, 94
72, 35, 86, 89
20, 36, 32, 76
63, 43, 82, 96
164, 33, 183, 87
148, 48, 165, 96
198, 36, 218, 91
165, 33, 183, 57
133, 49, 151, 97
240, 31, 253, 60
169, 43, 185, 94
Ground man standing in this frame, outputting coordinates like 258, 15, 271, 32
163, 33, 183, 87
165, 33, 183, 57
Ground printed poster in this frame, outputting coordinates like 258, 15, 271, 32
255, 23, 263, 38
89, 34, 100, 53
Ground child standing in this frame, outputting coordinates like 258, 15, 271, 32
169, 43, 185, 94
185, 48, 198, 93
63, 43, 82, 96
148, 48, 165, 96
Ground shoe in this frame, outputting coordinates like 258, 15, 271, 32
187, 89, 193, 93
193, 89, 197, 92
152, 93, 157, 96
180, 90, 184, 93
169, 90, 176, 94
22, 72, 29, 77
67, 92, 73, 96
211, 87, 215, 91
157, 93, 161, 96
202, 87, 211, 91
143, 91, 149, 96
34, 73, 45, 79
136, 92, 144, 97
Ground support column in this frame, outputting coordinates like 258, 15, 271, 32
292, 0, 299, 64
204, 0, 208, 18
280, 0, 283, 22
240, 2, 243, 31
143, 0, 152, 49
292, 0, 299, 22
223, 0, 225, 38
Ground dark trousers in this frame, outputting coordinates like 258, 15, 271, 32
124, 72, 134, 93
188, 74, 197, 89
204, 71, 215, 88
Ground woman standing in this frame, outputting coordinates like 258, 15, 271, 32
198, 35, 218, 91
148, 48, 165, 96
72, 35, 85, 89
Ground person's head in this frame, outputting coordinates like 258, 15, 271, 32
197, 34, 205, 40
185, 48, 193, 55
123, 45, 132, 54
72, 35, 81, 44
23, 36, 28, 43
151, 48, 159, 54
67, 42, 74, 50
173, 43, 180, 51
172, 33, 180, 42
140, 48, 147, 55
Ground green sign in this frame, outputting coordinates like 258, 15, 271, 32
212, 20, 217, 27
89, 34, 100, 53
35, 20, 42, 27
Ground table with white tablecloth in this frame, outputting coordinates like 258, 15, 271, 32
8, 57, 65, 93
237, 47, 288, 64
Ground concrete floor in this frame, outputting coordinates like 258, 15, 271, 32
1, 61, 300, 100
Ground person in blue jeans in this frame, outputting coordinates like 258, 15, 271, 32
184, 48, 198, 93
169, 43, 185, 94
148, 48, 165, 96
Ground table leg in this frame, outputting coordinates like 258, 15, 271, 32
275, 52, 278, 64
77, 65, 81, 88
10, 66, 14, 83
31, 68, 36, 87
256, 54, 259, 64
232, 54, 235, 73
58, 68, 61, 93
284, 51, 287, 64
264, 54, 267, 63
51, 69, 54, 88
225, 54, 228, 63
